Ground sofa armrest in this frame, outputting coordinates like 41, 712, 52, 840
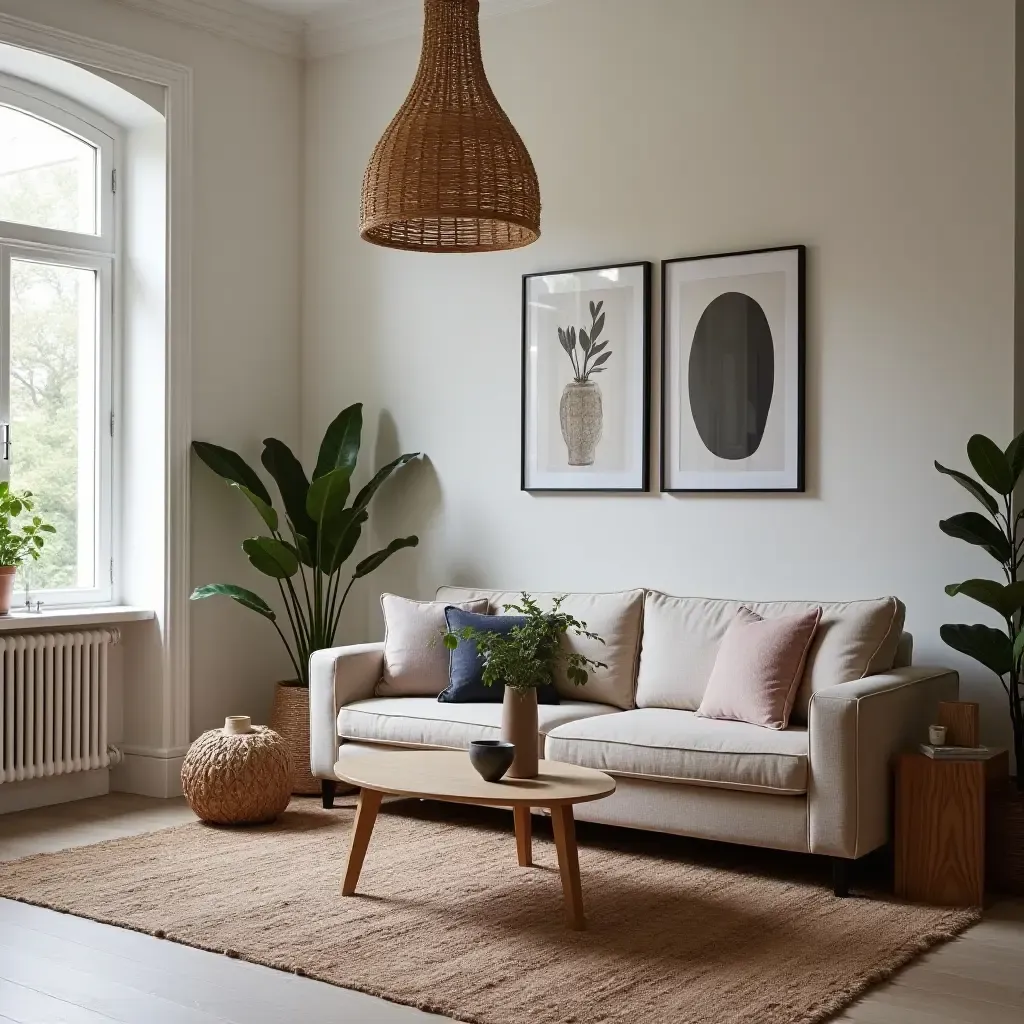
807, 665, 958, 859
309, 643, 384, 778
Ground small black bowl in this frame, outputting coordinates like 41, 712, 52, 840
469, 740, 515, 782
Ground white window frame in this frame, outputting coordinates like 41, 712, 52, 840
0, 74, 119, 607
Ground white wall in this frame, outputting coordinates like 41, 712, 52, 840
305, 0, 1017, 749
0, 0, 303, 735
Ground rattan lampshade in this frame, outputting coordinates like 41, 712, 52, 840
360, 0, 541, 253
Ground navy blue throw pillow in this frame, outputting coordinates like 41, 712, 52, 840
438, 607, 560, 704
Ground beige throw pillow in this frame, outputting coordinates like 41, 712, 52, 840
377, 594, 489, 698
696, 606, 822, 730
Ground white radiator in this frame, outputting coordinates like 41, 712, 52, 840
0, 630, 116, 785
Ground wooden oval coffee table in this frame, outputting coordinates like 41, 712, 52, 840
334, 750, 615, 929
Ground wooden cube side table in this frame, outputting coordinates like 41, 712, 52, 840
895, 750, 1008, 906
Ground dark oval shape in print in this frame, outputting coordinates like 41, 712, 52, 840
688, 291, 774, 460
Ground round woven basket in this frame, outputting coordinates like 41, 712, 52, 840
181, 720, 291, 825
269, 683, 321, 795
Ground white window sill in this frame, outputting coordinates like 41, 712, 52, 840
0, 606, 154, 632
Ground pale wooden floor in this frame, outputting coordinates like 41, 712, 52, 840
0, 795, 1022, 1024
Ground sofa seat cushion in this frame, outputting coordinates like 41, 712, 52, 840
338, 697, 618, 751
544, 708, 808, 795
436, 587, 643, 709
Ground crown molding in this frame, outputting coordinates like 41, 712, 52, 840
109, 0, 304, 58
305, 0, 558, 60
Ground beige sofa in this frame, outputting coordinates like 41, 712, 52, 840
310, 588, 958, 895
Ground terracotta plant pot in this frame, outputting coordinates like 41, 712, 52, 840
989, 779, 1024, 895
0, 565, 15, 616
268, 681, 321, 795
501, 687, 539, 779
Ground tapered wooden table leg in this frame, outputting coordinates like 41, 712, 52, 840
513, 806, 533, 867
550, 804, 585, 929
341, 788, 383, 896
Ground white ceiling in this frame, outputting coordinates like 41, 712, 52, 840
256, 0, 558, 58
113, 0, 557, 58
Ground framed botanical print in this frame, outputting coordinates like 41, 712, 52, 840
661, 245, 805, 492
521, 261, 651, 492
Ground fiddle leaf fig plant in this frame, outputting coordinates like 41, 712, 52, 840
557, 300, 613, 384
441, 593, 608, 693
937, 431, 1024, 786
191, 403, 421, 686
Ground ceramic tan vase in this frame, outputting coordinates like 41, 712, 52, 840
559, 381, 603, 466
501, 687, 539, 779
268, 682, 321, 795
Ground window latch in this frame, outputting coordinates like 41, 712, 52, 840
0, 424, 9, 462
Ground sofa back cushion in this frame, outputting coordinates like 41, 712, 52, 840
436, 587, 644, 709
635, 592, 906, 722
377, 594, 488, 697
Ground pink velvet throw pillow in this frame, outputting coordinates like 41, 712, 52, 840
696, 606, 822, 730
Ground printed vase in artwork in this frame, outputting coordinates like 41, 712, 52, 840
560, 381, 603, 466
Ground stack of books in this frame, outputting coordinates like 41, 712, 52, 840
918, 744, 998, 761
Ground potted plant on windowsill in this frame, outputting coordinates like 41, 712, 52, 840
936, 432, 1024, 892
442, 594, 607, 778
0, 483, 56, 615
191, 403, 422, 795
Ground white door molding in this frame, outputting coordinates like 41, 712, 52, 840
0, 10, 193, 769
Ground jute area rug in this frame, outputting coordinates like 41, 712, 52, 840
0, 799, 978, 1024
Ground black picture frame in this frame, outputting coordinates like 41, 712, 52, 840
660, 245, 806, 493
521, 260, 652, 493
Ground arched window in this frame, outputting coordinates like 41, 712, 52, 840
0, 73, 117, 605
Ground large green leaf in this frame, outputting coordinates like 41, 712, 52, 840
190, 583, 276, 620
1006, 430, 1024, 488
940, 622, 1012, 678
261, 438, 314, 542
306, 467, 353, 527
192, 442, 272, 506
351, 453, 420, 515
934, 461, 998, 516
944, 579, 1024, 618
967, 434, 1014, 495
313, 404, 362, 482
242, 537, 299, 579
1013, 629, 1024, 669
320, 508, 368, 575
939, 512, 1012, 563
353, 536, 419, 579
230, 483, 278, 533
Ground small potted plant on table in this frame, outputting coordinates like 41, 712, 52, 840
443, 594, 607, 778
0, 483, 56, 615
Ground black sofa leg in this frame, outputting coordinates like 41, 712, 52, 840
321, 779, 337, 809
832, 857, 851, 897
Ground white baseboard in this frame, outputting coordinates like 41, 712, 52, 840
0, 769, 110, 814
111, 751, 184, 798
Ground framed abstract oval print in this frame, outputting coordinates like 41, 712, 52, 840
661, 246, 805, 492
521, 261, 651, 492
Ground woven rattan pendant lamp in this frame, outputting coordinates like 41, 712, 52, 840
359, 0, 541, 253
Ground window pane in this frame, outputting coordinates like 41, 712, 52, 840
0, 105, 97, 234
9, 259, 98, 595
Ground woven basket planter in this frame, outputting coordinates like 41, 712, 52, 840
990, 780, 1024, 895
181, 720, 291, 825
269, 682, 320, 795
